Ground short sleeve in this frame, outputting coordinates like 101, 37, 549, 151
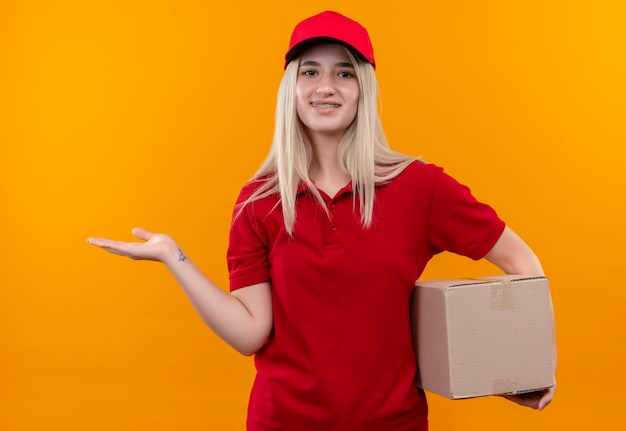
227, 187, 271, 291
428, 167, 506, 260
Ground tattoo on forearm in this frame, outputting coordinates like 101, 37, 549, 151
178, 248, 187, 262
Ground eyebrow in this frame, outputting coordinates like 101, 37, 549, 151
299, 60, 355, 69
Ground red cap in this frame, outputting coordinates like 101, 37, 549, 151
285, 11, 375, 69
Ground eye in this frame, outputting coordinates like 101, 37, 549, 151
301, 69, 318, 77
338, 71, 355, 78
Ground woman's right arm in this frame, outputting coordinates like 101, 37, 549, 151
87, 227, 273, 356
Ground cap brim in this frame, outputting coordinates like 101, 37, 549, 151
285, 37, 369, 66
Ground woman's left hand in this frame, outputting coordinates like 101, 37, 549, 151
499, 385, 555, 410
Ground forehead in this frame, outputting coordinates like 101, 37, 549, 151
298, 43, 353, 65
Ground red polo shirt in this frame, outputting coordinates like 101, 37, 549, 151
227, 161, 505, 431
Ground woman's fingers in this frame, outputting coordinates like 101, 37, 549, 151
499, 386, 554, 410
87, 237, 136, 257
87, 228, 150, 251
131, 227, 152, 241
87, 228, 174, 262
86, 237, 111, 248
537, 386, 555, 410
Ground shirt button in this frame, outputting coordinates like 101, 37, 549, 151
330, 223, 337, 231
330, 203, 336, 210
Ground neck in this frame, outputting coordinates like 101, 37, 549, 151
308, 135, 350, 197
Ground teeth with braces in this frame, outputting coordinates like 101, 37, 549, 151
313, 103, 340, 108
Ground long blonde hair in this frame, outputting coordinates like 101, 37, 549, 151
238, 47, 416, 235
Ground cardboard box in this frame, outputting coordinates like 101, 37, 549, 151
411, 275, 554, 399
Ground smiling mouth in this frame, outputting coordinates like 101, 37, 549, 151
311, 103, 341, 108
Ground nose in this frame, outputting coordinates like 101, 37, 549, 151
316, 72, 336, 96
316, 85, 335, 96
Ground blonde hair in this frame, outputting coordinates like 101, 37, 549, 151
238, 47, 416, 235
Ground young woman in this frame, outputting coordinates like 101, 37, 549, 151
88, 11, 555, 431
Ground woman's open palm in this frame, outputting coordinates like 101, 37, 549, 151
87, 228, 176, 262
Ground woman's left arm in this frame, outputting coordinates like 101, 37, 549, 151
484, 226, 557, 410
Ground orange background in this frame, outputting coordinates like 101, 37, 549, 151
1, 1, 625, 429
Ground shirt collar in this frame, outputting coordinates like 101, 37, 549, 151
296, 179, 387, 198
296, 180, 355, 199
